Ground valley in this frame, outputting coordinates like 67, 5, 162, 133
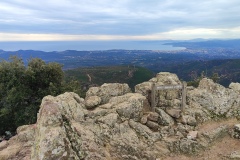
1, 39, 240, 87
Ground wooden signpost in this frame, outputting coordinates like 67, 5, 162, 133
151, 82, 187, 112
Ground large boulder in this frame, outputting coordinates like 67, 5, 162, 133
85, 95, 101, 109
31, 92, 87, 159
154, 72, 182, 85
113, 93, 146, 121
135, 72, 181, 94
229, 82, 240, 93
135, 72, 183, 110
188, 78, 240, 118
86, 83, 132, 104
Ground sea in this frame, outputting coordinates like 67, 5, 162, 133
0, 40, 184, 51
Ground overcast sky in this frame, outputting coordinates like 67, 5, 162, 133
0, 0, 240, 41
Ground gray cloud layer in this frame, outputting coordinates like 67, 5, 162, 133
0, 0, 240, 39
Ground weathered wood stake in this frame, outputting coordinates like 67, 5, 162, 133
181, 81, 187, 113
151, 81, 187, 112
151, 83, 156, 112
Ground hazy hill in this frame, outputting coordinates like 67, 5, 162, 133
1, 48, 240, 71
165, 39, 240, 49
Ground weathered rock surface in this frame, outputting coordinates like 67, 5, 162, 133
84, 95, 101, 109
188, 78, 240, 118
0, 124, 35, 160
1, 72, 240, 159
229, 82, 240, 93
229, 151, 240, 159
155, 108, 175, 126
86, 83, 132, 104
187, 131, 198, 140
207, 125, 229, 140
233, 124, 240, 139
166, 108, 181, 118
135, 72, 182, 109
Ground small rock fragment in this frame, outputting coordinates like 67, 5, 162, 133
166, 108, 181, 119
146, 121, 159, 131
187, 131, 198, 140
147, 112, 159, 122
140, 115, 148, 124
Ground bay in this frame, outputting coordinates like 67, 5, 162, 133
0, 40, 185, 51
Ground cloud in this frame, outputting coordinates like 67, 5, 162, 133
160, 27, 240, 39
1, 27, 240, 41
0, 0, 240, 40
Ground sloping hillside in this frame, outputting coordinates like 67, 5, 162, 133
164, 59, 240, 87
64, 65, 154, 89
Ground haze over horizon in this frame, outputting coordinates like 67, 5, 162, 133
0, 0, 240, 43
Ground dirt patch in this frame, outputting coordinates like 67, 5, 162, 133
199, 135, 240, 159
163, 118, 240, 160
197, 118, 238, 134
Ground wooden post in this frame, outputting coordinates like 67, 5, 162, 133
151, 83, 156, 112
181, 81, 187, 113
151, 82, 187, 113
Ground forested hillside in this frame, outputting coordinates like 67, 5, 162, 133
164, 59, 240, 87
64, 66, 154, 90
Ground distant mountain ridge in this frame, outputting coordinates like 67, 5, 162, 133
1, 44, 240, 87
1, 47, 240, 70
165, 39, 240, 49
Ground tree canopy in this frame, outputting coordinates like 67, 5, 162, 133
0, 56, 70, 135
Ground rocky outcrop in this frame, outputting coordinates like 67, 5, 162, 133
1, 72, 240, 159
86, 83, 132, 104
188, 78, 240, 119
